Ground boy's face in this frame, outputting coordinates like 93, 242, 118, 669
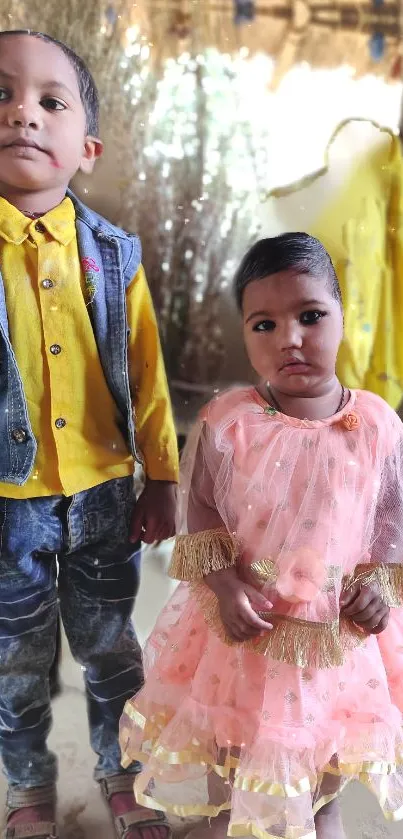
0, 35, 102, 198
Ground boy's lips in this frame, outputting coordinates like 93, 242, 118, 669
2, 138, 49, 155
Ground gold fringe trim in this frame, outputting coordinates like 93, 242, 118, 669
191, 584, 365, 669
344, 563, 403, 608
250, 558, 277, 586
169, 529, 239, 582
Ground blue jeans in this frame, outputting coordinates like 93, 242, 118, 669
0, 476, 143, 789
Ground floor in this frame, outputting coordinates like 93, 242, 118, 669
1, 542, 400, 839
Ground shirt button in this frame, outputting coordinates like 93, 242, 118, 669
35, 221, 45, 233
11, 428, 27, 443
42, 279, 54, 289
55, 418, 66, 429
50, 344, 62, 355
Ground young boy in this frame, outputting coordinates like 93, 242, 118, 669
0, 30, 178, 839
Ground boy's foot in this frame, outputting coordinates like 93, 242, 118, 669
4, 785, 57, 838
101, 775, 171, 839
315, 798, 345, 839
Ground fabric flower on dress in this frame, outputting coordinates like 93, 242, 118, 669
276, 548, 326, 603
341, 412, 360, 431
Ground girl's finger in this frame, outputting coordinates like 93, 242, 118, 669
349, 601, 380, 624
227, 622, 252, 641
239, 601, 273, 631
246, 590, 273, 611
342, 591, 377, 617
362, 606, 389, 629
370, 613, 390, 634
340, 582, 360, 608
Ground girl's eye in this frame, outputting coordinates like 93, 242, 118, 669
41, 97, 66, 111
0, 89, 10, 102
253, 320, 275, 333
300, 310, 326, 325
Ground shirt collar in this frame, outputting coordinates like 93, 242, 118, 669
0, 196, 76, 246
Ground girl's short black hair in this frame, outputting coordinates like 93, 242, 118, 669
234, 232, 342, 310
0, 30, 99, 136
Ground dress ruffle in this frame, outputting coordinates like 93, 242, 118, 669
121, 587, 403, 837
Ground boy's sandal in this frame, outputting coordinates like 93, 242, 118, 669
4, 784, 58, 839
4, 826, 57, 839
100, 774, 172, 839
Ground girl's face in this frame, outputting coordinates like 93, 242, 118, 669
242, 270, 343, 397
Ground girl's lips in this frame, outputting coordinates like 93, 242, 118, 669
280, 362, 311, 374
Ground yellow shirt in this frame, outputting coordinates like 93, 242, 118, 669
0, 197, 179, 498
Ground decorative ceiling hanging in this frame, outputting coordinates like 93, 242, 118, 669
234, 1, 256, 25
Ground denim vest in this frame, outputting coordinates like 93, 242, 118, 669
0, 190, 142, 485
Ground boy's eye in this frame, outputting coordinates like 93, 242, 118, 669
41, 97, 66, 111
300, 310, 326, 325
0, 89, 10, 102
253, 320, 275, 333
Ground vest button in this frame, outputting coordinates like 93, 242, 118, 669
42, 279, 54, 289
55, 418, 66, 429
11, 428, 27, 443
35, 222, 45, 233
50, 344, 62, 355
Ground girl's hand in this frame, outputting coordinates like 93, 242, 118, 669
340, 582, 390, 634
205, 567, 273, 641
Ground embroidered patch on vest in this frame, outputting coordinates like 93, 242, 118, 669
82, 257, 100, 303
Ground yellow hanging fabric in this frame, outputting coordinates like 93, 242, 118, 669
266, 119, 403, 409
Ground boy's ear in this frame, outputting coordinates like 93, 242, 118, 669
79, 136, 103, 175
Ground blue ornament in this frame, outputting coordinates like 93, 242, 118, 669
369, 32, 385, 61
105, 6, 117, 25
234, 0, 255, 24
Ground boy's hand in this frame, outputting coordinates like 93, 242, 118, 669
206, 568, 273, 641
130, 479, 177, 544
340, 581, 390, 634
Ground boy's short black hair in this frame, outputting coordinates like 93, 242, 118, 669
0, 30, 99, 136
234, 232, 342, 310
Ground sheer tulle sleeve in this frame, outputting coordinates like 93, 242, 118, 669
168, 414, 240, 582
347, 425, 403, 606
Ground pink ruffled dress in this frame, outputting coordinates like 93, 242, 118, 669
120, 387, 403, 839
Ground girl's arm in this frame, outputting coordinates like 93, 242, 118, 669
168, 419, 273, 640
168, 421, 239, 582
344, 438, 403, 611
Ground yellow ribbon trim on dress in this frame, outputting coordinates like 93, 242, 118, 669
130, 757, 403, 833
122, 703, 403, 786
122, 704, 403, 829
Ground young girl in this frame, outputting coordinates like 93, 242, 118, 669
120, 233, 403, 839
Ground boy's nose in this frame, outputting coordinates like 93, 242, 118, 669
7, 103, 42, 130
